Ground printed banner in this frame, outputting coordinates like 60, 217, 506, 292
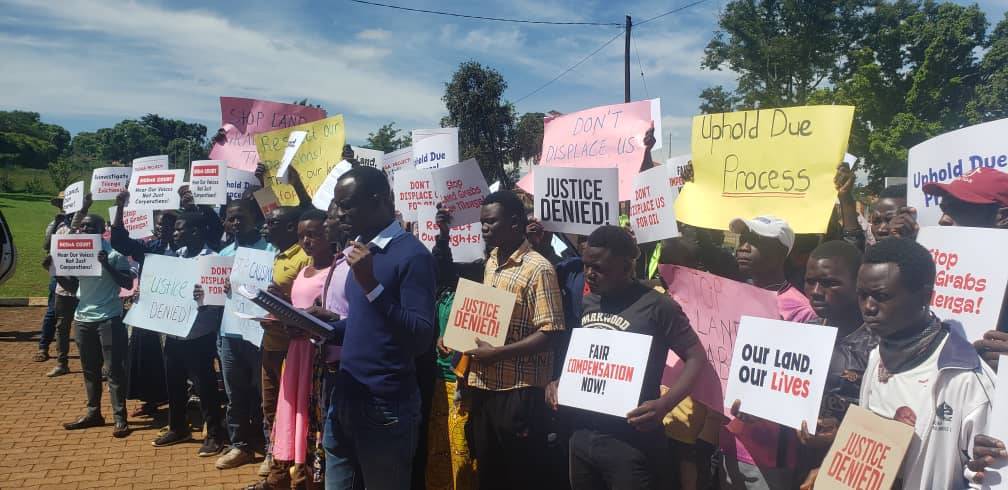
311, 160, 354, 211
659, 265, 780, 415
667, 154, 692, 192
107, 206, 153, 240
413, 132, 459, 170
431, 158, 489, 226
50, 234, 100, 276
443, 278, 516, 352
558, 328, 653, 417
815, 405, 915, 490
62, 181, 84, 214
132, 155, 169, 171
534, 166, 618, 235
276, 130, 308, 178
916, 226, 1008, 341
383, 146, 413, 183
197, 255, 234, 306
123, 254, 198, 337
417, 206, 484, 263
128, 169, 184, 210
630, 165, 680, 243
675, 105, 855, 233
253, 187, 280, 218
255, 115, 346, 206
90, 167, 132, 201
221, 247, 275, 347
351, 146, 384, 168
225, 168, 260, 201
190, 160, 228, 205
394, 168, 436, 222
210, 97, 327, 172
907, 118, 1008, 226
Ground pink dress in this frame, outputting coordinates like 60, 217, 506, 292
272, 263, 331, 464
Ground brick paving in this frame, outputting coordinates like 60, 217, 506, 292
0, 307, 262, 489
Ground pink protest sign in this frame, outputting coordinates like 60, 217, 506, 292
517, 101, 653, 200
209, 97, 327, 172
658, 265, 779, 415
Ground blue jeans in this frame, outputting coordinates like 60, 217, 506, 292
38, 277, 57, 350
219, 335, 263, 452
323, 377, 421, 490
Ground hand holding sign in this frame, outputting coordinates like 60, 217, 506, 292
445, 279, 516, 353
346, 241, 378, 293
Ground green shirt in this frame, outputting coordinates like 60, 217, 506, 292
75, 241, 130, 323
436, 290, 457, 381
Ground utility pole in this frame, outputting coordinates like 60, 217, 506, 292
624, 15, 632, 103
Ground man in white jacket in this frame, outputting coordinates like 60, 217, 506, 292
857, 237, 995, 490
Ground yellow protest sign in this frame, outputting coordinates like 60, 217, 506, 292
255, 115, 346, 206
674, 105, 854, 233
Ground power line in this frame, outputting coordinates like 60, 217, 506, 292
635, 0, 709, 26
513, 29, 625, 104
347, 0, 622, 26
633, 37, 650, 98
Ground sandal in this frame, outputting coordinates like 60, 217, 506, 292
32, 350, 50, 362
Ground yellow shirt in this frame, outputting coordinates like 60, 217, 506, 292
262, 243, 312, 351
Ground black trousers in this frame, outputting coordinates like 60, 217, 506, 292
163, 334, 224, 438
75, 316, 128, 424
568, 429, 672, 490
467, 387, 549, 490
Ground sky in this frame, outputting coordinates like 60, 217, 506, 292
1, 0, 1006, 158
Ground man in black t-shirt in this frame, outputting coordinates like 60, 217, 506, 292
546, 225, 706, 490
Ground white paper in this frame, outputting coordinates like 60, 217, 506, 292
197, 255, 234, 306
225, 168, 261, 201
724, 316, 837, 432
276, 130, 308, 178
311, 160, 354, 210
190, 160, 228, 205
416, 206, 485, 263
107, 206, 153, 239
393, 168, 437, 222
127, 169, 184, 210
382, 146, 414, 184
533, 166, 619, 235
666, 154, 692, 192
412, 127, 458, 143
430, 158, 489, 226
90, 167, 133, 201
984, 355, 1008, 489
413, 132, 459, 170
62, 181, 84, 214
489, 181, 501, 193
557, 328, 653, 417
222, 247, 276, 347
132, 154, 169, 171
650, 98, 663, 150
630, 166, 680, 243
123, 254, 199, 337
50, 233, 101, 276
351, 146, 384, 169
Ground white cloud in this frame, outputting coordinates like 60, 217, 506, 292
356, 28, 391, 42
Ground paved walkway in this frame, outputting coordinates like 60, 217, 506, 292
0, 307, 262, 489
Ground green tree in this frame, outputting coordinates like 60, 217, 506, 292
441, 61, 516, 185
698, 86, 740, 114
96, 121, 163, 165
968, 13, 1008, 122
48, 156, 79, 191
0, 111, 70, 168
366, 122, 412, 152
511, 112, 545, 163
68, 131, 105, 169
166, 137, 209, 169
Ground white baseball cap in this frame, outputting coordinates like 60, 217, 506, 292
729, 215, 795, 253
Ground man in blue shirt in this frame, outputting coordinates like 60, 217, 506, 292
323, 166, 437, 490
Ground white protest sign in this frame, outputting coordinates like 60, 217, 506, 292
350, 146, 384, 168
650, 98, 663, 150
128, 169, 184, 210
383, 146, 413, 183
630, 165, 680, 243
489, 181, 501, 193
417, 206, 484, 263
907, 118, 1008, 226
430, 158, 489, 226
724, 316, 837, 432
190, 160, 228, 205
108, 206, 153, 239
916, 226, 1008, 341
666, 154, 692, 192
394, 168, 436, 222
225, 168, 260, 201
443, 278, 516, 352
984, 355, 1008, 490
254, 187, 280, 217
222, 247, 275, 347
62, 181, 84, 214
50, 234, 101, 276
197, 255, 234, 306
132, 155, 169, 171
123, 254, 198, 337
412, 127, 458, 143
534, 166, 619, 235
558, 328, 653, 417
413, 132, 458, 170
311, 160, 353, 210
276, 130, 308, 178
90, 167, 132, 200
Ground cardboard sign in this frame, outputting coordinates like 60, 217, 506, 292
221, 247, 275, 347
62, 181, 84, 214
417, 206, 485, 263
210, 97, 327, 172
253, 187, 280, 217
659, 265, 780, 415
197, 255, 234, 306
383, 146, 413, 183
534, 166, 618, 235
666, 154, 692, 192
815, 405, 915, 490
413, 132, 459, 170
916, 226, 1008, 341
225, 168, 261, 201
558, 328, 653, 417
276, 130, 308, 178
190, 160, 228, 205
128, 169, 184, 210
443, 278, 516, 352
517, 100, 654, 200
351, 146, 384, 168
394, 168, 436, 222
311, 160, 354, 210
255, 115, 346, 206
123, 254, 199, 337
132, 155, 169, 171
724, 316, 837, 431
107, 206, 153, 240
431, 158, 490, 226
50, 234, 101, 276
630, 165, 680, 243
90, 167, 132, 200
675, 105, 855, 233
983, 355, 1008, 490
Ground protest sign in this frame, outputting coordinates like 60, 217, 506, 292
417, 206, 484, 263
394, 168, 436, 222
107, 206, 153, 239
558, 328, 653, 417
62, 181, 84, 214
90, 167, 132, 200
276, 130, 308, 178
983, 355, 1008, 490
128, 169, 184, 210
50, 234, 100, 276
430, 158, 489, 226
190, 160, 227, 205
675, 105, 855, 233
253, 187, 280, 218
629, 165, 680, 243
351, 146, 384, 168
255, 115, 346, 205
225, 168, 260, 201
210, 97, 327, 172
724, 316, 837, 431
413, 132, 459, 170
916, 226, 1008, 341
659, 265, 779, 415
907, 118, 1008, 226
534, 166, 618, 235
667, 154, 692, 192
383, 146, 413, 183
132, 155, 169, 171
123, 254, 199, 337
197, 255, 234, 306
221, 247, 275, 347
311, 160, 353, 210
443, 278, 516, 352
516, 100, 654, 200
815, 405, 915, 490
412, 127, 458, 143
